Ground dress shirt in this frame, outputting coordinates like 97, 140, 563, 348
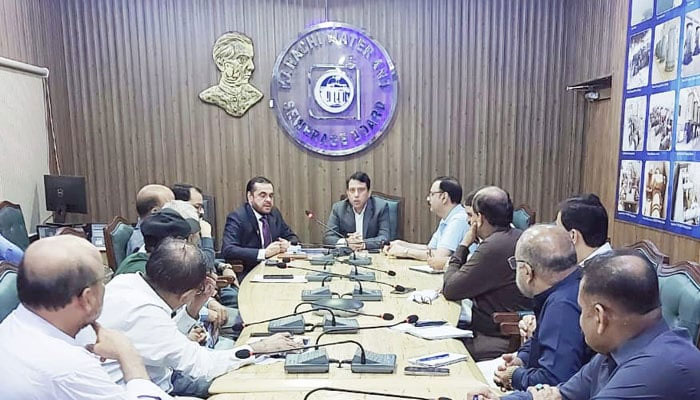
76, 273, 253, 393
337, 204, 367, 245
252, 208, 267, 261
0, 233, 23, 264
511, 268, 593, 390
504, 319, 700, 399
0, 304, 170, 400
579, 242, 612, 267
427, 204, 469, 252
126, 219, 143, 256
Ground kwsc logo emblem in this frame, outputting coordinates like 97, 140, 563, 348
271, 22, 398, 156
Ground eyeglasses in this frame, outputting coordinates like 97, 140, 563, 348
507, 256, 528, 270
426, 190, 444, 201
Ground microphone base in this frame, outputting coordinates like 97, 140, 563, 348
268, 315, 306, 334
322, 316, 359, 333
348, 256, 372, 266
351, 287, 383, 301
284, 349, 330, 373
306, 272, 334, 282
347, 271, 376, 281
301, 286, 332, 301
309, 255, 336, 265
350, 349, 396, 373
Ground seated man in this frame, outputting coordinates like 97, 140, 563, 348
126, 184, 174, 255
385, 176, 468, 269
0, 232, 23, 264
492, 225, 593, 391
469, 250, 700, 399
78, 237, 299, 398
324, 171, 390, 250
442, 186, 532, 361
0, 235, 171, 399
221, 176, 298, 280
555, 193, 612, 266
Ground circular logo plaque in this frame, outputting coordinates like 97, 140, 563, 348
271, 22, 398, 156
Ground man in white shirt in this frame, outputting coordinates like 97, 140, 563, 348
555, 193, 612, 266
0, 235, 171, 400
79, 237, 298, 397
385, 176, 469, 269
323, 171, 391, 250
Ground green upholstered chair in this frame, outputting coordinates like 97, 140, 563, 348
0, 201, 30, 250
0, 261, 19, 323
104, 216, 133, 272
372, 191, 403, 241
658, 261, 700, 349
623, 239, 670, 271
512, 204, 536, 230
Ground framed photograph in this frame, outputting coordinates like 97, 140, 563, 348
642, 161, 671, 219
618, 160, 643, 214
671, 162, 700, 225
622, 96, 647, 152
646, 90, 674, 151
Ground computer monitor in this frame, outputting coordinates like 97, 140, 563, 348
44, 175, 87, 224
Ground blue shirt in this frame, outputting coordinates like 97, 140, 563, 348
427, 204, 468, 253
506, 319, 700, 399
512, 268, 593, 390
0, 234, 23, 264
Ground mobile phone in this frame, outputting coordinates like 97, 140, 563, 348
265, 259, 280, 266
403, 366, 450, 376
262, 274, 294, 279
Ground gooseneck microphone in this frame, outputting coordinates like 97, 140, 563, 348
293, 301, 394, 321
340, 259, 397, 276
303, 387, 453, 400
305, 210, 347, 239
243, 306, 337, 328
315, 315, 419, 345
234, 339, 367, 362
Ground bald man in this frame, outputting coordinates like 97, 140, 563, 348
126, 184, 175, 255
0, 236, 170, 399
491, 225, 593, 391
470, 250, 700, 400
443, 186, 531, 361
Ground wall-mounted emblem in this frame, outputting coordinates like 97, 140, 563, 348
271, 22, 398, 156
200, 32, 263, 117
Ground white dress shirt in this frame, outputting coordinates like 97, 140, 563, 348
579, 242, 613, 267
252, 208, 268, 260
76, 273, 253, 393
0, 304, 170, 400
337, 204, 367, 245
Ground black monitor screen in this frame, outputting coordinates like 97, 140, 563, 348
44, 175, 88, 215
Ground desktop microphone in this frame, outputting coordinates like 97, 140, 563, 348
340, 258, 397, 276
303, 387, 452, 400
293, 301, 394, 321
311, 268, 411, 294
243, 306, 337, 329
234, 339, 367, 362
315, 315, 419, 344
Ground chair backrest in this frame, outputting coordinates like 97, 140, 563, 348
0, 201, 30, 250
512, 204, 536, 230
372, 191, 403, 241
0, 261, 19, 323
623, 240, 670, 270
658, 261, 700, 349
104, 216, 133, 271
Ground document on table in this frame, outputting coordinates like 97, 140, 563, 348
408, 264, 444, 274
391, 323, 473, 340
249, 274, 308, 283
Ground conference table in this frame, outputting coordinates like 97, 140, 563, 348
208, 253, 488, 399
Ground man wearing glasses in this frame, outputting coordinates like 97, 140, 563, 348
442, 186, 532, 361
385, 176, 469, 269
221, 176, 298, 280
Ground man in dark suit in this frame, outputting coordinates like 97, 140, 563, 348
323, 172, 390, 251
221, 176, 298, 280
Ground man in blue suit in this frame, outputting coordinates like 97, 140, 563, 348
323, 171, 390, 251
221, 176, 298, 280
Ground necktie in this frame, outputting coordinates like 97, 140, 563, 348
260, 215, 272, 248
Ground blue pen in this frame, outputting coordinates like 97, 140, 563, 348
417, 353, 450, 363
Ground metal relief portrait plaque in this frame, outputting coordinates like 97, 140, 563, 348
200, 32, 263, 117
271, 22, 398, 156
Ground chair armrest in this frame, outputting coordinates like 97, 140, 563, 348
493, 312, 521, 324
500, 322, 521, 336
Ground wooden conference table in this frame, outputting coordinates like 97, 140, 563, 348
208, 254, 488, 399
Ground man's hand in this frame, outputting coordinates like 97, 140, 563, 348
500, 352, 524, 368
346, 233, 364, 251
199, 219, 212, 238
528, 384, 562, 400
466, 384, 499, 400
427, 256, 447, 271
221, 267, 239, 287
207, 300, 228, 326
85, 322, 138, 363
519, 314, 537, 341
462, 222, 478, 247
265, 240, 289, 258
187, 275, 217, 318
249, 332, 302, 353
187, 325, 207, 344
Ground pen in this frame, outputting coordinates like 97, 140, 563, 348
416, 353, 450, 362
414, 320, 447, 327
